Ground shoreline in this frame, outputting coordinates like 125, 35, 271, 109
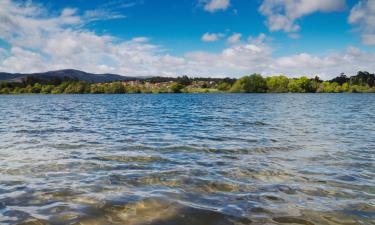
1, 92, 375, 95
2, 73, 375, 94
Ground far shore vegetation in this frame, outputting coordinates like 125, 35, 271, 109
1, 71, 375, 94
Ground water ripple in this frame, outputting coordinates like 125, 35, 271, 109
0, 94, 374, 225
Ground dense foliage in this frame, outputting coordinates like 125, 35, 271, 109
1, 72, 375, 94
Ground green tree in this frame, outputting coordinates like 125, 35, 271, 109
12, 87, 21, 94
288, 79, 303, 93
341, 83, 349, 92
90, 84, 105, 94
230, 74, 267, 93
41, 85, 55, 94
111, 82, 126, 94
0, 87, 11, 94
230, 76, 250, 93
31, 83, 42, 93
266, 76, 289, 93
64, 81, 89, 94
170, 82, 184, 93
0, 81, 10, 89
350, 71, 375, 87
287, 76, 317, 93
217, 81, 232, 91
176, 75, 191, 86
318, 81, 341, 93
126, 85, 141, 94
248, 74, 267, 93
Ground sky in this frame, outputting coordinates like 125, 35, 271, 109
0, 0, 375, 79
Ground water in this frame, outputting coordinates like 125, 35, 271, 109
0, 94, 374, 225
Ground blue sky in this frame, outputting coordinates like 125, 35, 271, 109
0, 0, 375, 79
33, 0, 364, 55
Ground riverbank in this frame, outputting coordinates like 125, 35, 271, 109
1, 72, 375, 94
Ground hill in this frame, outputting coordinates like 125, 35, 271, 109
0, 69, 142, 83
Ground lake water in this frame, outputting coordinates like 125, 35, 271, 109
0, 94, 374, 225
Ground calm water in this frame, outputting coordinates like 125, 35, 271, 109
0, 94, 374, 225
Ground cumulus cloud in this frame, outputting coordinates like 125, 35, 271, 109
259, 0, 346, 33
227, 33, 242, 44
0, 0, 169, 75
201, 32, 223, 42
0, 0, 374, 79
202, 0, 230, 13
271, 47, 375, 78
349, 0, 375, 45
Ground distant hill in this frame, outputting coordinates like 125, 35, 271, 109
0, 69, 144, 83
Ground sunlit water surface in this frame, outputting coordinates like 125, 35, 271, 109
0, 94, 374, 225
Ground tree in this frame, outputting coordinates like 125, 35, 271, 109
41, 85, 54, 94
110, 82, 126, 94
341, 82, 349, 92
318, 81, 341, 93
266, 76, 289, 93
248, 74, 267, 93
350, 71, 375, 87
170, 82, 184, 93
90, 84, 104, 94
288, 79, 304, 93
0, 81, 10, 89
230, 74, 267, 93
64, 81, 89, 94
0, 87, 11, 94
287, 76, 317, 93
331, 73, 349, 85
230, 76, 250, 93
31, 83, 42, 93
176, 75, 191, 86
217, 81, 232, 91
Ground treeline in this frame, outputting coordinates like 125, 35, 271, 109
145, 76, 236, 84
0, 71, 374, 94
226, 71, 375, 93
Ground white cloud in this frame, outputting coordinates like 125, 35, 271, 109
131, 37, 150, 43
248, 33, 267, 45
349, 0, 375, 45
203, 0, 230, 13
0, 0, 84, 50
271, 47, 375, 78
227, 33, 242, 44
0, 0, 374, 79
201, 32, 223, 42
83, 9, 127, 22
259, 0, 346, 33
1, 47, 46, 72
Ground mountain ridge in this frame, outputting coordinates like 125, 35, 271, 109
0, 69, 147, 83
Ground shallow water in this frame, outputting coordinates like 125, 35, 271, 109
0, 94, 374, 225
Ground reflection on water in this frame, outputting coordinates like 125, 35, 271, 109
0, 94, 374, 225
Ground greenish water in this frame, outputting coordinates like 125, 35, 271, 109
0, 94, 374, 225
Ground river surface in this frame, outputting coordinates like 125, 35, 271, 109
0, 94, 374, 225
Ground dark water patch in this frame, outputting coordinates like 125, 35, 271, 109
2, 210, 31, 224
261, 185, 298, 195
15, 219, 50, 225
240, 120, 270, 126
273, 217, 315, 225
260, 195, 285, 203
249, 207, 272, 214
67, 198, 252, 225
96, 155, 170, 163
